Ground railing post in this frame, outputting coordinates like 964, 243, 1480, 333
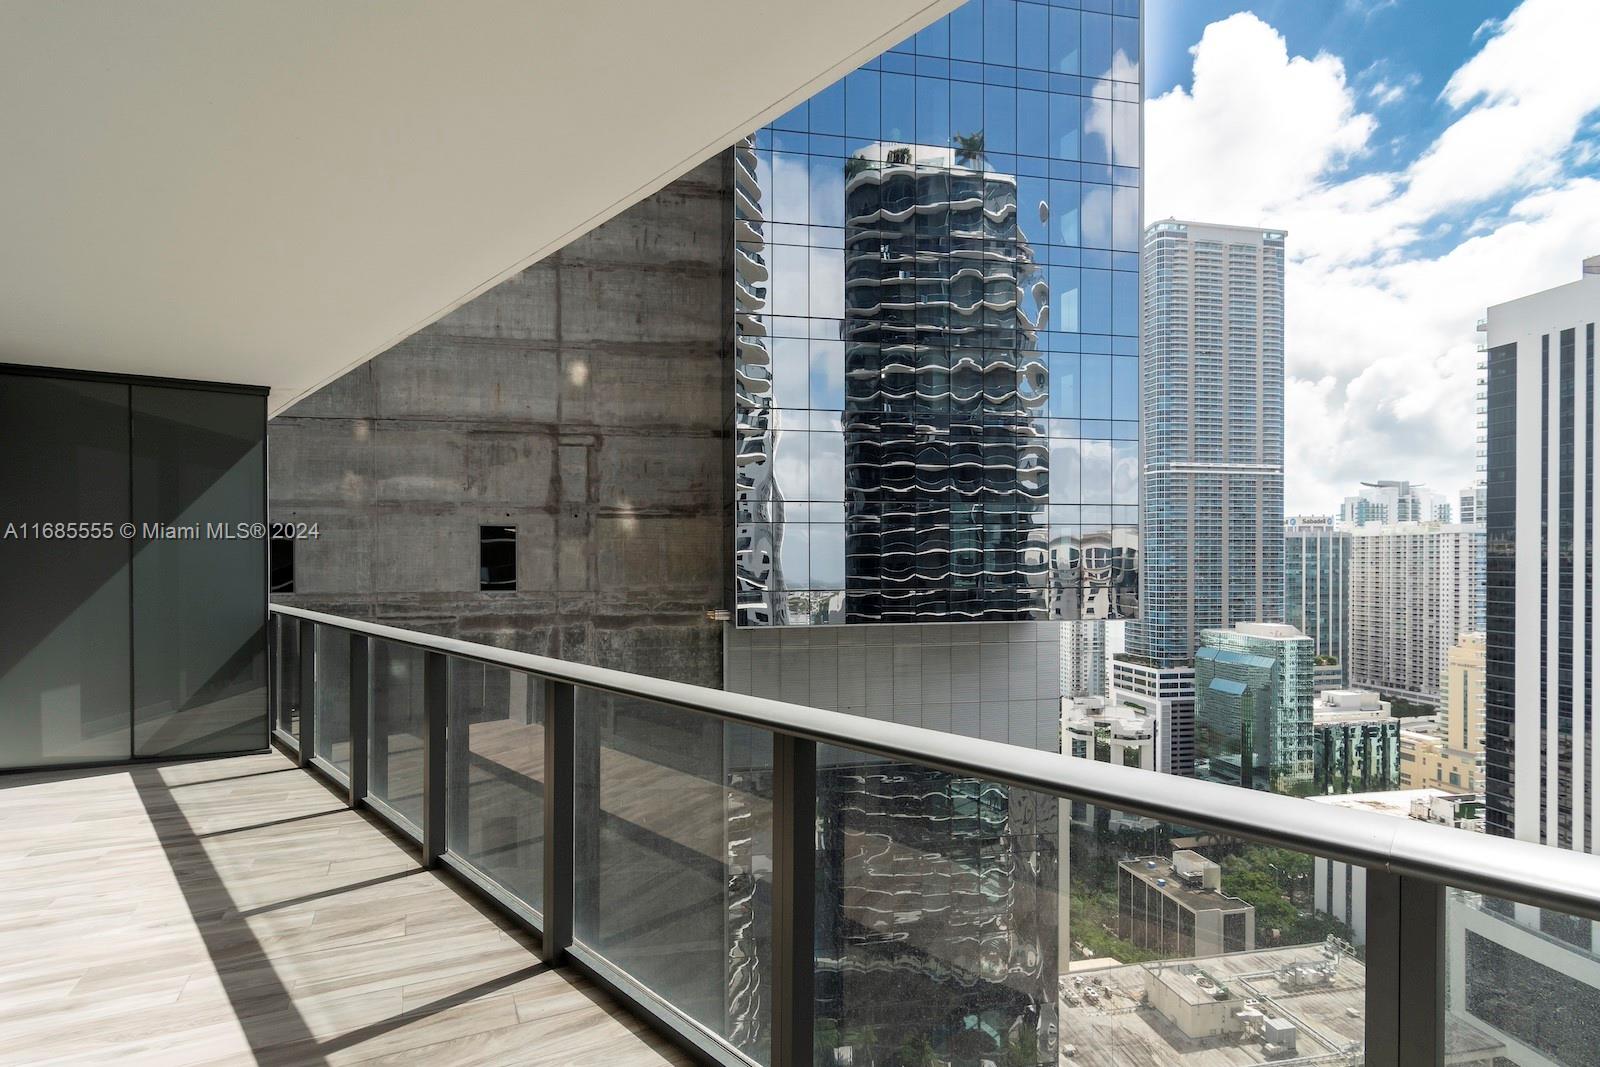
297, 618, 316, 766
422, 651, 449, 868
348, 635, 369, 808
266, 611, 278, 744
771, 732, 816, 1067
1366, 870, 1445, 1066
541, 679, 575, 964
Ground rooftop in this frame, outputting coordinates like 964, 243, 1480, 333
1308, 788, 1470, 820
1120, 856, 1253, 914
1058, 943, 1505, 1067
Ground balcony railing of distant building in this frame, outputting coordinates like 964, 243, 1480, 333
267, 604, 1600, 1067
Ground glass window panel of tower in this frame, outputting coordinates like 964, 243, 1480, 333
732, 0, 1141, 627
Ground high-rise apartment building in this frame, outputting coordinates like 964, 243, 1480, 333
1193, 623, 1314, 794
1121, 219, 1285, 774
1485, 257, 1600, 848
1340, 480, 1452, 526
1454, 258, 1600, 1067
1061, 620, 1107, 697
1284, 515, 1350, 687
1347, 522, 1483, 710
1459, 481, 1487, 525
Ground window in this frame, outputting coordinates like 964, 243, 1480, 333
269, 535, 294, 594
479, 525, 516, 591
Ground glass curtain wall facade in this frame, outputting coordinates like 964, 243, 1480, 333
730, 4, 1142, 1065
1284, 517, 1350, 685
1194, 625, 1314, 794
733, 0, 1141, 628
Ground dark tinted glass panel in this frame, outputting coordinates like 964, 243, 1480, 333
1461, 926, 1600, 1062
274, 612, 299, 738
131, 386, 267, 757
573, 692, 772, 1063
479, 524, 516, 591
816, 747, 1060, 1067
446, 661, 544, 911
370, 639, 426, 831
313, 625, 351, 776
0, 373, 131, 768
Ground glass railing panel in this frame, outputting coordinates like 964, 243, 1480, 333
368, 639, 426, 832
1447, 888, 1600, 1064
572, 689, 773, 1065
1059, 802, 1365, 1066
815, 745, 1060, 1067
445, 660, 543, 913
272, 613, 299, 739
312, 625, 351, 776
813, 752, 1367, 1067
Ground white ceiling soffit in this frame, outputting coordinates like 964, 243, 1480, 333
0, 0, 960, 414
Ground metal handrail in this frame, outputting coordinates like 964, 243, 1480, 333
269, 602, 1600, 922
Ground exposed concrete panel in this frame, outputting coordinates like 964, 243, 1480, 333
270, 157, 730, 686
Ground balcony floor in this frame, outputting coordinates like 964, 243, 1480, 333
0, 750, 687, 1066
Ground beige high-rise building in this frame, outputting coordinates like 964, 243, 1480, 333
1399, 632, 1485, 793
1442, 632, 1485, 757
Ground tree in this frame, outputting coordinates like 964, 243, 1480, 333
953, 129, 987, 169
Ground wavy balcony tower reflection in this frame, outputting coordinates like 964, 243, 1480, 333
727, 4, 1143, 1064
839, 146, 1049, 623
732, 7, 1141, 628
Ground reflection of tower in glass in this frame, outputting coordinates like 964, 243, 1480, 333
732, 135, 789, 626
841, 146, 1048, 623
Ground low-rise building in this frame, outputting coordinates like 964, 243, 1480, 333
1312, 690, 1400, 794
1062, 695, 1156, 771
1117, 851, 1256, 958
1310, 789, 1483, 944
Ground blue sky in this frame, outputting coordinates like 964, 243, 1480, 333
1141, 0, 1600, 514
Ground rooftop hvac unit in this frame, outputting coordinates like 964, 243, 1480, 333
1263, 1018, 1297, 1052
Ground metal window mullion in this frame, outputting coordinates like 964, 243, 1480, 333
541, 679, 576, 964
422, 651, 449, 867
349, 634, 369, 808
1366, 869, 1445, 1067
771, 732, 816, 1067
297, 618, 317, 766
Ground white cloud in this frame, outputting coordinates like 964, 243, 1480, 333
1146, 2, 1600, 514
1145, 13, 1374, 230
1366, 72, 1417, 108
1402, 0, 1600, 221
1345, 0, 1398, 18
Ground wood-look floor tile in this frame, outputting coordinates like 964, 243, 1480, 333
0, 751, 680, 1067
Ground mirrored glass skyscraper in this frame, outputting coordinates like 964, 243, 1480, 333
733, 0, 1141, 629
728, 4, 1142, 1064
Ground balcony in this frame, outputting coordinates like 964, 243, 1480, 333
9, 604, 1591, 1066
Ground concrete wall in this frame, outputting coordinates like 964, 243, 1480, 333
269, 158, 731, 686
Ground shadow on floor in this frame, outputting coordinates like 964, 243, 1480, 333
126, 756, 553, 1065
